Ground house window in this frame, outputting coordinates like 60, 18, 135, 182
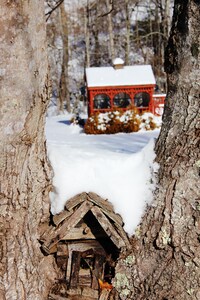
134, 92, 150, 107
113, 93, 131, 108
94, 94, 111, 109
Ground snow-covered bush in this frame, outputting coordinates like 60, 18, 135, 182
140, 113, 159, 131
84, 109, 159, 134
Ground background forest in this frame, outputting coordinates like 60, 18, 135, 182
45, 0, 174, 115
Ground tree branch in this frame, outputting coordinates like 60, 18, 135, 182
45, 0, 64, 22
132, 31, 168, 42
98, 0, 115, 18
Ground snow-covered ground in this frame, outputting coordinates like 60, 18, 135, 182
45, 114, 160, 235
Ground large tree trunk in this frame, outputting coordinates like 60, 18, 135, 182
0, 1, 57, 299
115, 1, 200, 299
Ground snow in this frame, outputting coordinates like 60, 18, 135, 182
113, 57, 124, 65
45, 113, 160, 235
86, 65, 156, 87
153, 94, 166, 97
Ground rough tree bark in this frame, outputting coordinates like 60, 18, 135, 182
115, 1, 200, 299
0, 1, 57, 299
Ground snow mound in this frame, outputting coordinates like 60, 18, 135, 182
46, 114, 160, 236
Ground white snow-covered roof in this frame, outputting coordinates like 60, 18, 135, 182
86, 65, 156, 88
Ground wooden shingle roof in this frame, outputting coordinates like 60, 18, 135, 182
40, 192, 131, 254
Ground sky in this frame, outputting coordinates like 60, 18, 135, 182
45, 113, 161, 235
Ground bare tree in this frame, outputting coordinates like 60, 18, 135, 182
115, 1, 200, 298
85, 0, 91, 67
125, 0, 140, 65
46, 0, 64, 113
125, 0, 131, 65
164, 0, 171, 36
45, 0, 65, 21
0, 1, 57, 299
92, 2, 101, 66
60, 2, 71, 112
105, 0, 115, 62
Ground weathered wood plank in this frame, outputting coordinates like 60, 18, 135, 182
56, 256, 68, 271
48, 244, 58, 254
92, 254, 105, 290
87, 192, 114, 212
113, 222, 131, 249
81, 248, 94, 258
53, 210, 74, 226
65, 192, 88, 211
100, 209, 123, 227
88, 193, 129, 248
57, 243, 69, 256
99, 289, 111, 300
68, 241, 106, 256
48, 294, 68, 300
91, 206, 125, 249
40, 225, 58, 243
66, 287, 99, 299
82, 287, 99, 298
62, 226, 96, 240
67, 287, 82, 296
87, 192, 123, 226
78, 273, 92, 287
42, 201, 94, 252
70, 251, 81, 288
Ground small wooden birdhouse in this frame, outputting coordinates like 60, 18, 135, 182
40, 192, 130, 300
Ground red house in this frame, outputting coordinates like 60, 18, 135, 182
86, 58, 165, 116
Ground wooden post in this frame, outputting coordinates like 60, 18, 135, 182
92, 254, 106, 289
99, 289, 111, 300
70, 251, 81, 288
56, 243, 69, 274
